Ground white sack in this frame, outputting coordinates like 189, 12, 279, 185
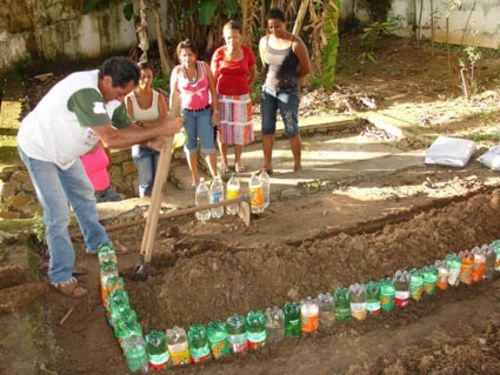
477, 145, 500, 171
425, 136, 476, 168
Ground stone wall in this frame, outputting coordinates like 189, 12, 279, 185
0, 149, 139, 219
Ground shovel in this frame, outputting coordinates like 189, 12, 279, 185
131, 136, 174, 281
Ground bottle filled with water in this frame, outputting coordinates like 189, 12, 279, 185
210, 174, 224, 219
226, 174, 240, 216
259, 171, 270, 209
195, 178, 211, 222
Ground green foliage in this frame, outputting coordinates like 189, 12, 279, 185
320, 0, 341, 89
198, 0, 239, 26
152, 77, 168, 91
360, 15, 402, 55
32, 212, 46, 245
122, 0, 134, 21
459, 45, 481, 68
83, 0, 108, 14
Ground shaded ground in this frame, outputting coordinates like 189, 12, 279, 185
1, 34, 500, 374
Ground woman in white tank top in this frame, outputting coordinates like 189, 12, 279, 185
126, 62, 169, 197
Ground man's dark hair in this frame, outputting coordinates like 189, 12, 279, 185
266, 7, 286, 22
137, 61, 153, 71
223, 20, 241, 32
98, 57, 140, 87
176, 39, 198, 59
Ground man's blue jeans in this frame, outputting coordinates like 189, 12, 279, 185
18, 146, 109, 284
131, 145, 159, 197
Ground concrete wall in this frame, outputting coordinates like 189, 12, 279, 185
0, 0, 167, 71
391, 0, 500, 48
341, 0, 499, 49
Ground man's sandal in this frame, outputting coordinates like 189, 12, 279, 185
52, 278, 88, 298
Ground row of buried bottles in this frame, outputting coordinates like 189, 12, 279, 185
195, 172, 270, 221
97, 240, 500, 373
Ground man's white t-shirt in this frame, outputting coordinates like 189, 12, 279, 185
17, 70, 131, 170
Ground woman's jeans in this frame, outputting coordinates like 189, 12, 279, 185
18, 146, 109, 284
131, 145, 159, 197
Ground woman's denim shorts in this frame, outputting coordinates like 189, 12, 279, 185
181, 106, 216, 154
260, 86, 300, 137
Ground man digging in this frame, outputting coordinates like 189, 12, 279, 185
17, 57, 183, 298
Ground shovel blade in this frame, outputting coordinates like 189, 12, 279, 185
131, 262, 150, 282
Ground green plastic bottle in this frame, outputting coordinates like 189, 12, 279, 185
116, 320, 143, 351
107, 289, 130, 326
492, 240, 500, 271
334, 288, 351, 323
409, 269, 424, 301
123, 335, 148, 373
226, 314, 248, 354
245, 310, 267, 350
283, 302, 301, 336
145, 330, 169, 370
422, 266, 438, 295
187, 325, 211, 364
98, 243, 117, 264
110, 305, 133, 329
207, 321, 230, 359
103, 275, 125, 308
366, 281, 381, 315
380, 279, 396, 311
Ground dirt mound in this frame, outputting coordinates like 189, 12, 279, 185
127, 191, 500, 331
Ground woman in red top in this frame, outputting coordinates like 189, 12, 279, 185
211, 20, 257, 173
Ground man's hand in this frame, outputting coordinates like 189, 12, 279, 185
146, 136, 167, 151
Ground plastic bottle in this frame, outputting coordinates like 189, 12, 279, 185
249, 173, 264, 214
300, 297, 319, 333
207, 321, 230, 359
317, 293, 335, 327
492, 240, 500, 271
100, 260, 118, 303
123, 335, 149, 373
446, 254, 461, 286
107, 289, 130, 326
459, 251, 474, 285
226, 314, 248, 354
226, 174, 240, 216
410, 269, 425, 301
104, 276, 125, 309
334, 288, 351, 323
394, 270, 410, 308
245, 310, 267, 350
366, 281, 381, 315
380, 279, 396, 311
259, 171, 271, 209
195, 178, 211, 222
98, 243, 118, 264
115, 315, 142, 348
471, 247, 486, 283
422, 266, 438, 296
349, 283, 367, 321
283, 302, 301, 336
409, 269, 424, 301
187, 325, 211, 364
110, 305, 133, 329
264, 307, 285, 343
434, 260, 449, 291
210, 174, 224, 219
145, 330, 169, 370
166, 326, 190, 366
484, 245, 496, 279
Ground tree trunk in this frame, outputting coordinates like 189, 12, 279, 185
292, 0, 309, 36
150, 0, 171, 80
137, 0, 149, 62
240, 0, 255, 45
430, 0, 434, 56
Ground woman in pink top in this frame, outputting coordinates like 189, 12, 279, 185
211, 20, 257, 173
80, 143, 121, 202
170, 39, 219, 186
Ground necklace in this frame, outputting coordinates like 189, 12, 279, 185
184, 65, 198, 83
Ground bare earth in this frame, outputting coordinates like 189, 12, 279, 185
1, 35, 500, 374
